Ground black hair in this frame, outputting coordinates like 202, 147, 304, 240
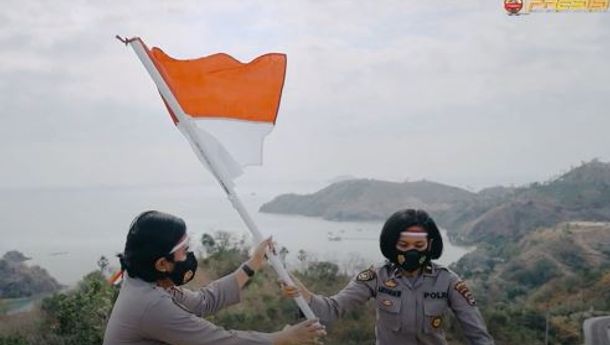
379, 209, 443, 262
118, 210, 186, 282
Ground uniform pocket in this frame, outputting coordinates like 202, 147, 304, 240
423, 301, 447, 334
376, 296, 401, 332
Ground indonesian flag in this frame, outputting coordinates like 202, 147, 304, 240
127, 37, 287, 184
120, 37, 317, 319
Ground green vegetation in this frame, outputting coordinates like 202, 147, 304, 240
504, 257, 560, 288
0, 271, 117, 345
452, 222, 610, 345
0, 232, 376, 345
198, 231, 377, 345
2, 202, 610, 345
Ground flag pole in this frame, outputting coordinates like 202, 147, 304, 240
123, 36, 317, 320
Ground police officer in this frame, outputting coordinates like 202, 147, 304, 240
104, 210, 325, 345
282, 209, 494, 345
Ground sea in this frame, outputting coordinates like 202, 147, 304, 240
0, 181, 474, 286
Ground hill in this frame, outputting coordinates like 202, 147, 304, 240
452, 221, 610, 344
0, 251, 62, 298
260, 160, 610, 246
458, 160, 610, 244
260, 179, 478, 221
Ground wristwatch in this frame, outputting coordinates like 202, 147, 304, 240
241, 263, 255, 277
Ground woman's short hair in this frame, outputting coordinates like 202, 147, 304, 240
118, 210, 186, 282
379, 209, 443, 261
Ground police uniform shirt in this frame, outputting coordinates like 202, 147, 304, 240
103, 274, 273, 345
308, 262, 494, 345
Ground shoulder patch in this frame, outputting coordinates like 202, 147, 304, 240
356, 266, 376, 282
454, 280, 476, 306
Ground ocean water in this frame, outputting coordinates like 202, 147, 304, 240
0, 182, 473, 285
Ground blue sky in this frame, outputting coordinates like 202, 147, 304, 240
1, 0, 609, 191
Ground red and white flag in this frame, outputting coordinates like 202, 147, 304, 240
127, 37, 286, 184
121, 36, 316, 319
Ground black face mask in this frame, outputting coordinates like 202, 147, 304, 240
396, 249, 429, 272
167, 251, 198, 286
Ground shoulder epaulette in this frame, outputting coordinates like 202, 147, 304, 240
356, 265, 376, 282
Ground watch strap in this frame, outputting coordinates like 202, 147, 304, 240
241, 263, 255, 277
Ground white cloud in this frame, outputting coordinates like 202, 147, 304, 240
0, 0, 609, 190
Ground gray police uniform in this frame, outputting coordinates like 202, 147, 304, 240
308, 262, 494, 345
103, 274, 272, 345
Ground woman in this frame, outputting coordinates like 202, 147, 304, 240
104, 210, 325, 345
282, 209, 494, 345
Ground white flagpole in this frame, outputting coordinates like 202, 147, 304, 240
123, 37, 317, 320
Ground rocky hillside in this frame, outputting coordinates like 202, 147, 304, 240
260, 160, 610, 245
459, 160, 610, 244
0, 251, 62, 298
452, 221, 610, 344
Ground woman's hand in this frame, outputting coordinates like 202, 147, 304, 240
272, 319, 326, 345
280, 275, 313, 303
247, 237, 274, 272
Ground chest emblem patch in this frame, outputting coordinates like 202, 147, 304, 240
431, 316, 443, 328
381, 299, 393, 307
384, 279, 398, 288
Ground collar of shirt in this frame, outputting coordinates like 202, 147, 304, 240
387, 262, 440, 278
124, 274, 177, 297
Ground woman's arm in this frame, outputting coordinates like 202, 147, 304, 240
142, 297, 325, 345
447, 274, 495, 345
283, 267, 377, 326
171, 238, 273, 317
234, 237, 273, 288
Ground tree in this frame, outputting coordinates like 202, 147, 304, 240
96, 256, 109, 275
40, 272, 117, 345
201, 233, 216, 255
